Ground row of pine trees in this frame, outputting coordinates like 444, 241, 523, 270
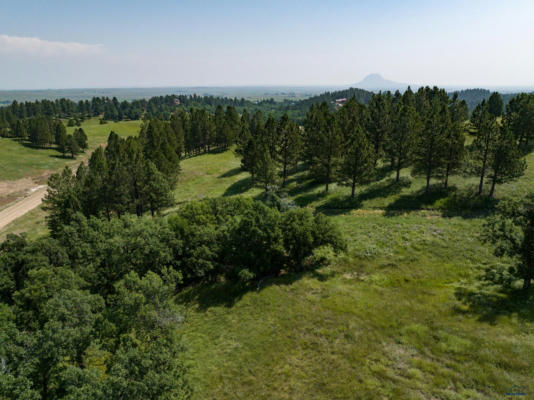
236, 87, 529, 198
9, 116, 88, 157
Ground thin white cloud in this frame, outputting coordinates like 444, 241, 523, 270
0, 34, 103, 56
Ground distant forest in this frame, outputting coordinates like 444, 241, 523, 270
0, 87, 529, 129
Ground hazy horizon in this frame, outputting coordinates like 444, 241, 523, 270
1, 0, 534, 90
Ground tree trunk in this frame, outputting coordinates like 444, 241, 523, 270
444, 161, 450, 189
351, 178, 356, 198
282, 159, 287, 187
325, 157, 331, 193
489, 172, 498, 198
395, 159, 401, 182
425, 165, 431, 194
478, 157, 487, 195
42, 373, 49, 400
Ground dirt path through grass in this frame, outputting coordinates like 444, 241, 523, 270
0, 185, 47, 230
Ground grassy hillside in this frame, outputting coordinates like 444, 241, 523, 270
170, 149, 533, 399
0, 118, 141, 181
1, 123, 533, 398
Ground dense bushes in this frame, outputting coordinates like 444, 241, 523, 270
0, 198, 344, 399
170, 197, 345, 283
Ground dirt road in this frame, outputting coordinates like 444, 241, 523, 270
0, 186, 47, 230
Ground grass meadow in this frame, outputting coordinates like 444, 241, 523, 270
0, 118, 141, 181
1, 121, 533, 398
173, 149, 534, 399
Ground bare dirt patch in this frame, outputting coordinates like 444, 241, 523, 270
0, 177, 36, 197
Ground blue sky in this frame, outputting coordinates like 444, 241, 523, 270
1, 0, 533, 89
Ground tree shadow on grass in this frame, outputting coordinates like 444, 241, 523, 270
177, 267, 332, 311
384, 184, 451, 215
293, 190, 328, 207
218, 167, 242, 178
222, 176, 254, 196
358, 177, 412, 202
318, 195, 362, 215
313, 178, 410, 215
454, 287, 534, 324
20, 141, 55, 151
286, 178, 322, 197
384, 184, 497, 218
374, 164, 394, 181
49, 154, 72, 160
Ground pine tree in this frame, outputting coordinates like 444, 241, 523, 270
487, 124, 526, 197
13, 119, 27, 140
304, 102, 342, 192
214, 105, 226, 149
488, 92, 504, 118
339, 123, 374, 197
471, 100, 500, 195
387, 103, 421, 182
169, 112, 185, 158
367, 93, 392, 166
82, 147, 108, 217
73, 128, 88, 150
241, 137, 258, 180
240, 111, 265, 181
42, 167, 81, 236
65, 134, 79, 158
505, 93, 534, 147
224, 105, 240, 149
277, 114, 301, 186
413, 94, 448, 193
442, 96, 466, 188
235, 109, 251, 157
141, 160, 174, 216
264, 115, 279, 159
255, 148, 278, 190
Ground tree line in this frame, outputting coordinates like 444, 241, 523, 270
237, 88, 532, 198
7, 116, 88, 158
0, 93, 310, 128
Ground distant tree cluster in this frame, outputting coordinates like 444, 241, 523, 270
44, 121, 182, 233
236, 111, 302, 188
173, 105, 240, 156
6, 116, 88, 158
0, 94, 301, 125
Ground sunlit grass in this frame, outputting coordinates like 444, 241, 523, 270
0, 118, 141, 181
2, 123, 533, 398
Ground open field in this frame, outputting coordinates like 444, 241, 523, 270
2, 122, 533, 398
0, 118, 142, 182
170, 149, 534, 399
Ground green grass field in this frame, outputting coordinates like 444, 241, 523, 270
1, 121, 533, 398
171, 149, 533, 399
0, 118, 141, 181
